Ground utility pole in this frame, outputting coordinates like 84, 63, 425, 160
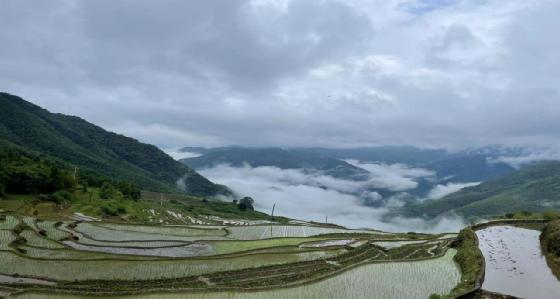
73, 166, 78, 181
271, 203, 275, 218
160, 193, 163, 206
325, 216, 328, 224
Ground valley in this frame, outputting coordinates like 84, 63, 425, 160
1, 93, 560, 298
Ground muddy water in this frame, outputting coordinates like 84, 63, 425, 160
476, 226, 560, 299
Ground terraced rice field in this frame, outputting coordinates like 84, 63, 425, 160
477, 226, 560, 299
0, 214, 461, 298
0, 216, 19, 230
226, 225, 378, 240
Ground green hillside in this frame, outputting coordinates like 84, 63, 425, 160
0, 92, 229, 196
404, 161, 560, 218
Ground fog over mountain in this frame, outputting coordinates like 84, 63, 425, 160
199, 163, 467, 232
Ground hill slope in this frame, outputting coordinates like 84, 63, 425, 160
0, 92, 228, 196
404, 161, 560, 218
181, 147, 369, 180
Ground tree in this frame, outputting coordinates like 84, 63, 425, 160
237, 196, 254, 211
99, 182, 117, 199
115, 181, 141, 201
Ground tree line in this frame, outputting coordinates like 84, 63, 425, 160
0, 143, 140, 201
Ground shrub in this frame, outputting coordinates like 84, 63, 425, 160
99, 182, 117, 199
49, 190, 74, 203
238, 197, 255, 211
101, 200, 127, 216
542, 220, 560, 257
115, 181, 141, 201
543, 211, 560, 221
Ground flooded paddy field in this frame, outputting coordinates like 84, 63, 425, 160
15, 250, 461, 299
0, 214, 461, 298
476, 225, 560, 299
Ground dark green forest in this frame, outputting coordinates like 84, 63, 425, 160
0, 92, 229, 196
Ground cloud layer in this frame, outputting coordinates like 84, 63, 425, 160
200, 163, 465, 232
1, 0, 560, 149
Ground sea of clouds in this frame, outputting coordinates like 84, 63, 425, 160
199, 163, 469, 233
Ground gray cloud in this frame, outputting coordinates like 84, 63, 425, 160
1, 0, 560, 150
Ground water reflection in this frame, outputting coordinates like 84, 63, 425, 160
476, 226, 560, 299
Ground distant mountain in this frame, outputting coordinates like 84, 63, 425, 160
181, 147, 369, 180
426, 154, 515, 183
404, 161, 560, 218
300, 146, 516, 183
295, 146, 448, 165
178, 145, 522, 203
0, 92, 229, 196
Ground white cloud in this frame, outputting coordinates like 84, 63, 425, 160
427, 182, 480, 200
200, 164, 465, 232
346, 160, 435, 191
490, 150, 560, 169
163, 148, 202, 161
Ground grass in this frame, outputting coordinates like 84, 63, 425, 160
2, 187, 286, 226
541, 220, 560, 280
445, 227, 484, 298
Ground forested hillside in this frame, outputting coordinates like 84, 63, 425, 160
405, 161, 560, 218
0, 92, 229, 196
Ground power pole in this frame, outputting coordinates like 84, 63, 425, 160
160, 193, 163, 206
325, 216, 328, 224
73, 166, 78, 181
271, 203, 275, 218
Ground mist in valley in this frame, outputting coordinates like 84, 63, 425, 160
199, 163, 468, 233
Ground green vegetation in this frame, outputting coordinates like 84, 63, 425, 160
0, 185, 278, 226
447, 227, 484, 297
237, 196, 255, 211
500, 210, 560, 221
405, 161, 560, 219
541, 220, 560, 280
0, 92, 228, 195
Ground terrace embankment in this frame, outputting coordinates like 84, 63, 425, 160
540, 220, 560, 280
449, 219, 550, 299
0, 214, 458, 297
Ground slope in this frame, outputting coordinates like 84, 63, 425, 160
0, 92, 228, 196
404, 161, 560, 218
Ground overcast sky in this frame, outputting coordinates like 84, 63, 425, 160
2, 0, 559, 150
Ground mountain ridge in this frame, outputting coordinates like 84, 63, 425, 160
0, 92, 229, 196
